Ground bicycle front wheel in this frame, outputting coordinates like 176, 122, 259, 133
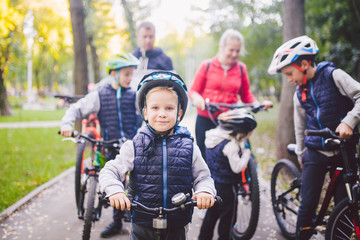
231, 157, 260, 240
271, 159, 301, 240
75, 132, 94, 210
83, 176, 97, 240
325, 198, 360, 240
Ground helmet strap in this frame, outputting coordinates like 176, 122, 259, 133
291, 62, 311, 102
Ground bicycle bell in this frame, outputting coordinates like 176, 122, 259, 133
171, 192, 189, 206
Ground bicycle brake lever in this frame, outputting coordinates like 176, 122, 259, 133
61, 137, 78, 143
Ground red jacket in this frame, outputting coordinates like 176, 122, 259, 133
189, 57, 256, 119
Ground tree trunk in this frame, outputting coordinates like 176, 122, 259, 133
88, 35, 101, 84
121, 0, 137, 49
0, 69, 12, 116
276, 0, 305, 163
68, 0, 88, 95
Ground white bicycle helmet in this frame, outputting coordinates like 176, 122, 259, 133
218, 109, 257, 134
268, 35, 319, 75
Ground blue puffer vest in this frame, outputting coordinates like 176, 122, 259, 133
97, 85, 137, 140
206, 139, 249, 184
296, 62, 353, 150
130, 126, 194, 229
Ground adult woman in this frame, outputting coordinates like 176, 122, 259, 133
189, 29, 272, 159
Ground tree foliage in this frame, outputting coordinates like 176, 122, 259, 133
306, 0, 360, 80
0, 0, 26, 115
192, 0, 283, 97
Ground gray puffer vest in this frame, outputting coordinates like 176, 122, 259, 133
296, 62, 353, 150
129, 126, 194, 229
97, 85, 137, 140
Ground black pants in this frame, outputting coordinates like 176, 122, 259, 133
198, 182, 236, 240
195, 115, 217, 160
296, 148, 350, 239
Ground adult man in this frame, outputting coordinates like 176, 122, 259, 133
130, 21, 174, 90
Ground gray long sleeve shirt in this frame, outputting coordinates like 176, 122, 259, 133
294, 68, 360, 161
99, 139, 216, 198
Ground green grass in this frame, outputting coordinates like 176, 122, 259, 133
0, 108, 66, 122
251, 104, 279, 177
0, 127, 76, 213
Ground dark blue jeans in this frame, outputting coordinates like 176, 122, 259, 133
195, 115, 217, 160
296, 148, 348, 239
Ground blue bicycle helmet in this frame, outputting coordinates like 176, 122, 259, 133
136, 71, 188, 122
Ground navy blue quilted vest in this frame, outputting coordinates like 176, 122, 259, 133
130, 126, 194, 229
206, 140, 247, 184
97, 85, 137, 140
296, 62, 353, 150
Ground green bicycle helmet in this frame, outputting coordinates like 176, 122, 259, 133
136, 71, 188, 122
106, 53, 139, 74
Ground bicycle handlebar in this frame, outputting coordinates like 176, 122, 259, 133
54, 94, 84, 103
103, 195, 222, 213
205, 100, 268, 114
58, 130, 125, 147
304, 127, 360, 141
304, 128, 339, 138
131, 196, 222, 214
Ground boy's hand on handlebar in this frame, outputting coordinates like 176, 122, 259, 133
192, 192, 215, 209
60, 126, 73, 137
109, 192, 131, 211
336, 122, 353, 139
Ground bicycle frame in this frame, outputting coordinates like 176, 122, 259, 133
103, 193, 222, 240
305, 128, 360, 238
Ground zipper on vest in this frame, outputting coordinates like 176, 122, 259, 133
116, 89, 125, 138
162, 138, 168, 208
310, 81, 325, 150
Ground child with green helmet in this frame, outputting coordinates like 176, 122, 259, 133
99, 71, 216, 240
60, 53, 139, 237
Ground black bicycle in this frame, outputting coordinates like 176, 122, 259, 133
205, 100, 268, 240
271, 128, 360, 240
104, 192, 222, 240
61, 132, 124, 240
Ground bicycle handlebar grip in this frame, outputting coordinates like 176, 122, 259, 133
304, 127, 338, 138
57, 130, 78, 137
214, 196, 223, 206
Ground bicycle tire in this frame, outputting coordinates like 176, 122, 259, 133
83, 176, 97, 240
325, 198, 360, 240
231, 157, 260, 240
271, 159, 301, 240
75, 132, 95, 209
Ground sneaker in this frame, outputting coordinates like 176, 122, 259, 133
100, 221, 122, 238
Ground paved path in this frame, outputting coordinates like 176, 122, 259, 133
0, 166, 292, 240
0, 120, 61, 129
0, 119, 324, 239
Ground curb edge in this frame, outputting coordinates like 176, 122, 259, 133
0, 166, 75, 222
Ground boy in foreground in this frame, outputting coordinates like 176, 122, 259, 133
99, 71, 216, 240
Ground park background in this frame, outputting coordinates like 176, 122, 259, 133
1, 0, 360, 215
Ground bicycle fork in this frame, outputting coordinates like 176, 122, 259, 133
341, 145, 360, 239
